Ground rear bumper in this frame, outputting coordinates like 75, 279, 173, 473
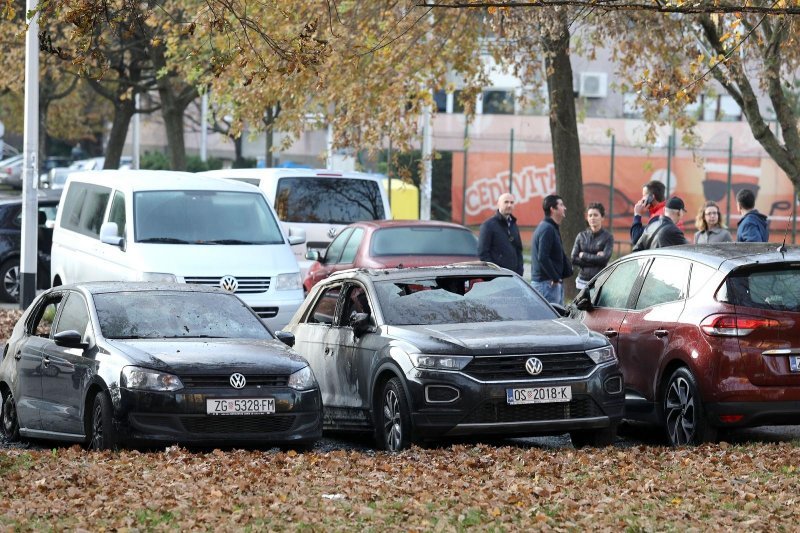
706, 401, 800, 428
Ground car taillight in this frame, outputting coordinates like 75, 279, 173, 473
700, 314, 780, 336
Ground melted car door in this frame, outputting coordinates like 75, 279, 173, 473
39, 291, 96, 436
14, 293, 66, 431
620, 257, 691, 403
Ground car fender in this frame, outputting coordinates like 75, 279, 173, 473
655, 330, 702, 404
368, 357, 413, 423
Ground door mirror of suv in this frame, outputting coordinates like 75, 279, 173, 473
305, 249, 321, 262
288, 227, 306, 246
99, 222, 124, 248
551, 303, 569, 317
573, 289, 594, 311
53, 330, 88, 349
350, 312, 373, 337
275, 330, 295, 347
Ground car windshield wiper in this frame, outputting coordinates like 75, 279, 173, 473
203, 239, 258, 245
137, 237, 190, 244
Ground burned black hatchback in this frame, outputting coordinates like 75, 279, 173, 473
0, 282, 322, 449
284, 263, 624, 451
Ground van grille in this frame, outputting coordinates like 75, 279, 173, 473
183, 276, 271, 293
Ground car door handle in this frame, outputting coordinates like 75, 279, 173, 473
14, 351, 22, 360
603, 329, 618, 338
654, 329, 669, 338
324, 346, 331, 356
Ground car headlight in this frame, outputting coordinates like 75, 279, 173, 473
288, 365, 317, 390
586, 345, 617, 365
408, 354, 473, 371
121, 366, 184, 391
275, 272, 302, 291
140, 272, 177, 282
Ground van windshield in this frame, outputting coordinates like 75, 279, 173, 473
275, 177, 385, 224
134, 190, 285, 244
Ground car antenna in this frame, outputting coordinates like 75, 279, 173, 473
778, 220, 790, 255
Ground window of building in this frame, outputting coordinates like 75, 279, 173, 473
433, 90, 447, 113
482, 90, 514, 115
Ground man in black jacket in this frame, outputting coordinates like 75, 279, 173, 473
632, 196, 688, 251
477, 193, 524, 275
531, 194, 573, 305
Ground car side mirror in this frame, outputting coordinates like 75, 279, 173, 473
288, 227, 306, 246
551, 303, 569, 317
305, 249, 321, 262
99, 222, 124, 249
275, 330, 295, 348
573, 288, 594, 311
350, 312, 373, 337
53, 330, 88, 349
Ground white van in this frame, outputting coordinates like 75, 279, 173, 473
200, 168, 391, 274
51, 170, 305, 330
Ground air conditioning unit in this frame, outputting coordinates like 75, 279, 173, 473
579, 72, 608, 99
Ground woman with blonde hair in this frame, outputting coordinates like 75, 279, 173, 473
694, 201, 732, 244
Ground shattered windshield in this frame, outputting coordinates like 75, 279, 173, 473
374, 275, 556, 326
94, 291, 272, 339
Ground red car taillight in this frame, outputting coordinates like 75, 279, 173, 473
700, 314, 780, 337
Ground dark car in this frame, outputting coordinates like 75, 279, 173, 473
303, 220, 479, 293
283, 263, 624, 451
0, 196, 59, 302
0, 282, 322, 449
570, 243, 800, 446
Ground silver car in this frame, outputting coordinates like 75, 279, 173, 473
0, 154, 24, 189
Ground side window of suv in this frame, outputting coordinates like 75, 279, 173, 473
61, 183, 112, 238
634, 257, 691, 310
595, 258, 647, 309
307, 286, 341, 325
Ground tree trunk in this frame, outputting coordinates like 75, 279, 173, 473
232, 135, 246, 168
160, 99, 187, 171
104, 100, 135, 169
542, 11, 584, 302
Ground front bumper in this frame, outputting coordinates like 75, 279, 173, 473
114, 386, 322, 445
405, 362, 624, 438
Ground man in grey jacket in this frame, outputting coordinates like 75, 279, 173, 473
632, 196, 688, 251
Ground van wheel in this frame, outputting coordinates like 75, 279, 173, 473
662, 367, 717, 446
0, 259, 20, 303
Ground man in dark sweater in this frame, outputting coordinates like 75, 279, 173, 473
477, 193, 524, 275
531, 194, 573, 305
632, 196, 688, 251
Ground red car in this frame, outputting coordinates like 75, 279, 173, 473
303, 220, 478, 292
571, 243, 800, 446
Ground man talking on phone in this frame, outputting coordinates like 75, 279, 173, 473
630, 180, 667, 244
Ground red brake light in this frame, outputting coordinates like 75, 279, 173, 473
700, 314, 780, 336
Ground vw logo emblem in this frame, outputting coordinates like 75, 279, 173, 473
220, 275, 239, 292
229, 373, 247, 389
327, 227, 337, 238
525, 357, 543, 376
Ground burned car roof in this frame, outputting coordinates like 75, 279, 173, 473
323, 261, 512, 283
47, 281, 231, 295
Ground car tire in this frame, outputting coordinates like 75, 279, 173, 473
377, 377, 412, 452
570, 424, 617, 448
0, 258, 20, 303
87, 392, 118, 450
1, 390, 21, 441
662, 367, 717, 446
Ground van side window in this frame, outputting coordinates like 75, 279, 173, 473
108, 191, 126, 237
60, 182, 112, 238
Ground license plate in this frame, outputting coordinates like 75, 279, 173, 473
506, 386, 572, 405
791, 356, 800, 373
206, 398, 275, 415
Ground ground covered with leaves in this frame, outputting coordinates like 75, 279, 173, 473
0, 442, 798, 530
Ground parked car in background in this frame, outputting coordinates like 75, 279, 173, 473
284, 263, 624, 451
200, 168, 392, 275
303, 220, 479, 293
0, 195, 59, 302
51, 170, 305, 330
570, 243, 800, 446
68, 156, 133, 171
0, 154, 24, 189
0, 282, 322, 449
39, 166, 72, 193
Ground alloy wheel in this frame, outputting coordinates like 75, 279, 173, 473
90, 400, 104, 450
3, 265, 19, 301
664, 376, 695, 445
2, 392, 20, 440
383, 389, 402, 452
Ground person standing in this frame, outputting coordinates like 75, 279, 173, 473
571, 202, 613, 290
632, 196, 688, 251
736, 189, 769, 242
694, 201, 732, 244
477, 193, 524, 275
531, 194, 573, 305
630, 180, 667, 244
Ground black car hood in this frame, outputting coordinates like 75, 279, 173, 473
105, 338, 308, 375
385, 319, 605, 355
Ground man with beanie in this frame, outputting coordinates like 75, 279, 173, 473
477, 193, 524, 275
736, 189, 769, 242
531, 194, 573, 305
632, 196, 689, 251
